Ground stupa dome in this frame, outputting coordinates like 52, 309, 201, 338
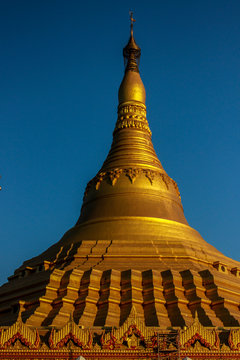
0, 15, 240, 345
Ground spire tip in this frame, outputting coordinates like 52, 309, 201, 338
123, 11, 141, 72
129, 11, 136, 37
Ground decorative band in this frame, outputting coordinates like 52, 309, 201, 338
114, 103, 151, 135
84, 168, 181, 200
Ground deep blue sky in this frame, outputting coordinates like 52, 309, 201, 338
1, 0, 240, 285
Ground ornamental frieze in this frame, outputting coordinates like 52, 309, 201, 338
48, 314, 92, 349
114, 99, 152, 135
1, 309, 240, 356
0, 310, 39, 350
229, 329, 240, 350
118, 103, 146, 117
101, 306, 153, 350
84, 168, 181, 199
179, 312, 220, 351
114, 118, 152, 136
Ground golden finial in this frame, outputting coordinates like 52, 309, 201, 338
122, 11, 140, 72
129, 11, 136, 37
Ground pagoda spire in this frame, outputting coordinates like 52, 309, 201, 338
130, 11, 135, 36
118, 13, 145, 105
2, 20, 240, 333
123, 12, 141, 73
77, 20, 188, 226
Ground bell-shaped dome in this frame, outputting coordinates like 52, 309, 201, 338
1, 17, 240, 333
118, 71, 146, 104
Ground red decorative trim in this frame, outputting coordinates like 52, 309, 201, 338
1, 349, 240, 359
48, 328, 54, 349
107, 333, 117, 350
229, 330, 235, 350
228, 329, 240, 351
214, 329, 220, 349
150, 332, 158, 349
2, 332, 32, 349
87, 331, 93, 349
49, 330, 92, 350
100, 331, 104, 346
56, 332, 83, 349
183, 332, 212, 350
122, 324, 145, 342
101, 331, 117, 350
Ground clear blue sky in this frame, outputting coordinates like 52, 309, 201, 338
1, 0, 240, 285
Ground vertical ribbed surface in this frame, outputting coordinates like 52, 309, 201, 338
26, 269, 67, 327
120, 270, 144, 326
199, 269, 240, 326
74, 269, 102, 326
94, 269, 121, 326
162, 270, 192, 327
53, 269, 84, 326
6, 267, 235, 328
142, 270, 170, 327
180, 269, 220, 327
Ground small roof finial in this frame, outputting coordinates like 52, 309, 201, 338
123, 12, 141, 72
129, 11, 135, 37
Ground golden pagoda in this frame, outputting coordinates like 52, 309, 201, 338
0, 15, 240, 360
